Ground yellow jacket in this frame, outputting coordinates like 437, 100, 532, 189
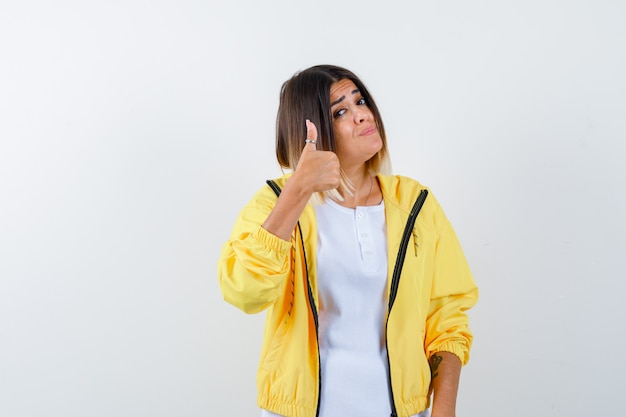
218, 174, 478, 417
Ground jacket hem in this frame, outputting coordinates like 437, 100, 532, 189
259, 395, 316, 417
396, 395, 430, 417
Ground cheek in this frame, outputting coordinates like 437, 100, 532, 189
332, 122, 349, 146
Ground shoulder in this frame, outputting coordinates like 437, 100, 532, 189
378, 174, 448, 227
378, 174, 430, 210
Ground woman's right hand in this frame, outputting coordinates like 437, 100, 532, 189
293, 119, 341, 194
262, 120, 340, 241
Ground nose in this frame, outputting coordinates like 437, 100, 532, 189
354, 106, 371, 124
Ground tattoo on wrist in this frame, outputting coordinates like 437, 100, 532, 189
429, 353, 443, 379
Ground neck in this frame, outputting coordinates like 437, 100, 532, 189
338, 169, 375, 208
342, 166, 369, 191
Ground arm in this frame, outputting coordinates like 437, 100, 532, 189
261, 169, 316, 240
218, 200, 293, 314
429, 351, 462, 417
424, 195, 479, 415
218, 121, 340, 313
263, 119, 340, 240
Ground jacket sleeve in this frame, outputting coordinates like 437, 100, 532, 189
424, 199, 479, 365
218, 187, 292, 314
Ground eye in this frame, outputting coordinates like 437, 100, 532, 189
333, 108, 346, 118
357, 97, 366, 105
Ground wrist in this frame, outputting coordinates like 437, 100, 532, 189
285, 172, 315, 200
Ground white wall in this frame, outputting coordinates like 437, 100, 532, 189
1, 1, 624, 416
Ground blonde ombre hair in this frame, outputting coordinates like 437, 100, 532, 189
275, 65, 391, 202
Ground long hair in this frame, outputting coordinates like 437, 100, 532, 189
275, 65, 391, 200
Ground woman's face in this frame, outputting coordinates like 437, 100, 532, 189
329, 79, 383, 172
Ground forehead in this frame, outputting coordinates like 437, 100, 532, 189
329, 79, 359, 102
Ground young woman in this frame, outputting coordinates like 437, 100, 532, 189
218, 65, 478, 417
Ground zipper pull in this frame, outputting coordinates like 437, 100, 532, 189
412, 229, 419, 257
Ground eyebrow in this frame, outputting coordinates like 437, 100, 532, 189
330, 88, 360, 107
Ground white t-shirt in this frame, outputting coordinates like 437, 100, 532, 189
262, 199, 429, 417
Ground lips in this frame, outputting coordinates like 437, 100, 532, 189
360, 126, 377, 136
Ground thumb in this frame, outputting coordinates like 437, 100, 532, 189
303, 119, 318, 151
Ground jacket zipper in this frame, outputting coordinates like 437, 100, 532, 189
297, 221, 321, 417
385, 189, 428, 417
267, 180, 321, 417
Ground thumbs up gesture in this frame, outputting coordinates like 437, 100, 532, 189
262, 120, 342, 240
294, 119, 341, 194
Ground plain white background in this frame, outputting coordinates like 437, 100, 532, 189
1, 1, 625, 416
